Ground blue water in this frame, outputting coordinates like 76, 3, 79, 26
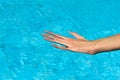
0, 0, 120, 80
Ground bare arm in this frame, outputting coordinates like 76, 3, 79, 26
93, 34, 120, 53
42, 31, 120, 55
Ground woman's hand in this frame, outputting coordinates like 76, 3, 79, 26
42, 31, 96, 54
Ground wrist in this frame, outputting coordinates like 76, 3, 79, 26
87, 41, 98, 54
88, 40, 102, 54
91, 40, 103, 54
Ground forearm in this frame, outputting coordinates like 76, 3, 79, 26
93, 34, 120, 53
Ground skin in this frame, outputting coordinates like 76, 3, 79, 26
42, 31, 120, 55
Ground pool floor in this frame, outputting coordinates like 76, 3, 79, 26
0, 0, 120, 80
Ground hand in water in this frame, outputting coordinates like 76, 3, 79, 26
42, 31, 96, 54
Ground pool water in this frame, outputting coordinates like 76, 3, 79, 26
0, 0, 120, 80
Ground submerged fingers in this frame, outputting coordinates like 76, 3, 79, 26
45, 31, 67, 39
52, 44, 68, 50
42, 34, 54, 39
42, 33, 62, 41
42, 33, 69, 46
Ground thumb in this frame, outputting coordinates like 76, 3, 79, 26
68, 31, 86, 40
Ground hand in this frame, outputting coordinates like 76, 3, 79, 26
42, 31, 96, 54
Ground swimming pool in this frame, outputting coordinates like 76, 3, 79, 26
0, 0, 120, 80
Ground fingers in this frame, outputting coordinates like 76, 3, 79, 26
45, 31, 67, 39
42, 34, 54, 39
52, 44, 68, 50
42, 34, 62, 42
68, 31, 86, 40
42, 33, 68, 46
44, 37, 54, 42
